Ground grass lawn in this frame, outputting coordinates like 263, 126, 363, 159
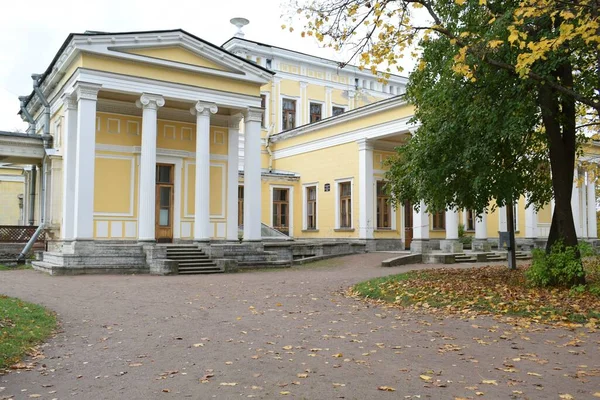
0, 264, 32, 271
353, 262, 600, 326
0, 295, 56, 370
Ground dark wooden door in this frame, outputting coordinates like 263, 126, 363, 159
155, 164, 174, 243
404, 202, 413, 250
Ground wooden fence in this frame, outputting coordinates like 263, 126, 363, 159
0, 225, 46, 244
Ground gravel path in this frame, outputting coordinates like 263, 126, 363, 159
1, 253, 598, 400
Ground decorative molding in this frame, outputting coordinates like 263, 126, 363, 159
245, 107, 263, 123
136, 93, 165, 110
73, 81, 102, 101
228, 113, 243, 129
61, 92, 78, 110
357, 138, 374, 151
190, 101, 218, 116
95, 143, 229, 160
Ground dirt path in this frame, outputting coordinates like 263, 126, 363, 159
0, 254, 598, 399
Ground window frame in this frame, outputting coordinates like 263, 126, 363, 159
260, 92, 270, 129
309, 102, 323, 124
334, 178, 354, 230
376, 181, 392, 230
302, 183, 319, 231
331, 105, 346, 117
432, 211, 446, 230
270, 185, 294, 237
281, 97, 298, 131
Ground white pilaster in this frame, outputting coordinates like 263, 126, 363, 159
227, 114, 242, 241
358, 139, 374, 239
299, 81, 308, 125
61, 93, 78, 240
191, 101, 218, 241
475, 212, 488, 239
580, 179, 588, 238
588, 176, 597, 238
324, 86, 333, 118
72, 82, 101, 240
243, 107, 263, 241
136, 93, 164, 241
525, 201, 538, 238
445, 209, 459, 240
572, 169, 582, 237
413, 201, 430, 239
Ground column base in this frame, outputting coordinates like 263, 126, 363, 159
520, 238, 535, 251
410, 239, 431, 254
440, 239, 463, 253
472, 239, 491, 252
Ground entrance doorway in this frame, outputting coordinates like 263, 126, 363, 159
404, 202, 413, 250
156, 164, 174, 243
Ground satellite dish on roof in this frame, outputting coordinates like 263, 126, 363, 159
230, 17, 250, 38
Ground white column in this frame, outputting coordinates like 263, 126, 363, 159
299, 81, 308, 125
580, 180, 588, 238
324, 86, 333, 118
191, 101, 218, 241
226, 115, 242, 241
243, 107, 263, 241
444, 209, 459, 240
588, 176, 597, 238
572, 169, 582, 237
358, 139, 374, 239
136, 93, 164, 241
475, 212, 487, 239
61, 93, 78, 240
412, 201, 430, 240
72, 82, 101, 240
525, 201, 538, 238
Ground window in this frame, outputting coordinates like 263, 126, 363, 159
273, 188, 290, 235
432, 211, 445, 230
376, 181, 391, 229
266, 59, 272, 69
339, 182, 352, 228
238, 186, 244, 226
466, 210, 475, 231
332, 106, 345, 117
306, 186, 317, 230
282, 99, 296, 130
260, 95, 267, 127
309, 103, 322, 123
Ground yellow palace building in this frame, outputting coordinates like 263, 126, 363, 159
2, 26, 597, 274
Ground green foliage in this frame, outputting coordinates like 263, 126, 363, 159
527, 241, 590, 287
0, 295, 56, 369
385, 14, 553, 216
457, 224, 472, 248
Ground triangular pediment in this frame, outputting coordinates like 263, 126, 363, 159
120, 45, 236, 73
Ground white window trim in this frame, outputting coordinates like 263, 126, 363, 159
261, 91, 270, 129
279, 95, 301, 131
331, 103, 348, 117
302, 182, 319, 230
307, 99, 325, 124
334, 177, 354, 229
270, 184, 295, 237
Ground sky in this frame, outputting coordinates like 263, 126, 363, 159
0, 0, 418, 132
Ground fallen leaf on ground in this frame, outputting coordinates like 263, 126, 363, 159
377, 386, 396, 391
482, 380, 498, 385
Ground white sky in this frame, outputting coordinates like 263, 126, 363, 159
0, 0, 417, 132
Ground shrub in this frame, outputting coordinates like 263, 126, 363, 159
457, 223, 472, 248
527, 240, 588, 287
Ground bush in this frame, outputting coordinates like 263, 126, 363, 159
527, 240, 590, 287
458, 223, 472, 248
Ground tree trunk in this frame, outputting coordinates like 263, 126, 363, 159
537, 61, 586, 285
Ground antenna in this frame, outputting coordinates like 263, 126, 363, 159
230, 17, 250, 38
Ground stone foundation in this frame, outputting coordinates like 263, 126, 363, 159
472, 239, 492, 252
440, 239, 463, 253
410, 239, 431, 254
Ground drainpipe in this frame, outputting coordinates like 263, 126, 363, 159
265, 123, 274, 173
28, 166, 36, 225
18, 160, 46, 263
19, 96, 36, 135
31, 74, 53, 148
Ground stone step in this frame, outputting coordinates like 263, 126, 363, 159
178, 265, 224, 274
167, 254, 210, 260
454, 254, 477, 263
177, 260, 216, 267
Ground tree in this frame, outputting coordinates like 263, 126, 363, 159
291, 0, 599, 283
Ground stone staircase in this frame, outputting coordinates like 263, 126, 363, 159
454, 253, 478, 263
486, 251, 531, 262
166, 246, 223, 274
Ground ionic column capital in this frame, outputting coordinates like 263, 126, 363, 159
136, 93, 165, 110
73, 82, 102, 102
191, 101, 218, 117
244, 107, 263, 123
228, 113, 243, 129
61, 92, 78, 110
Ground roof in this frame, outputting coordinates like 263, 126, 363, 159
0, 131, 43, 140
20, 29, 275, 112
270, 94, 408, 142
222, 36, 408, 80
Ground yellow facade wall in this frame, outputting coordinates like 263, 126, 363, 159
273, 142, 359, 238
82, 53, 261, 97
0, 169, 24, 225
